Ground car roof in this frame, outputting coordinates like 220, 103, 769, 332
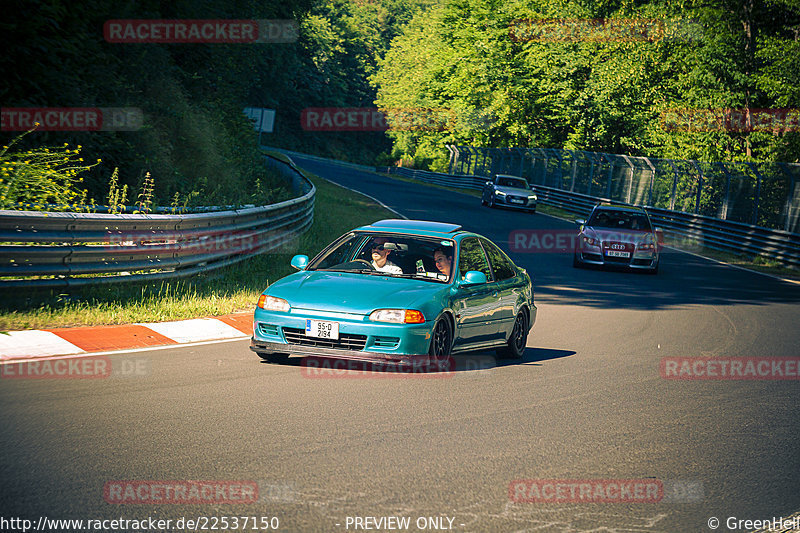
593, 203, 647, 213
358, 219, 463, 237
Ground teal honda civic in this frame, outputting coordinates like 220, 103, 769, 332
250, 219, 536, 368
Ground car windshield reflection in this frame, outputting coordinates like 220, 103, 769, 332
309, 232, 454, 283
589, 211, 651, 231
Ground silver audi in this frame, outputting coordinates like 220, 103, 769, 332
573, 204, 661, 274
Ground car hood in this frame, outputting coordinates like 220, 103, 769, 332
585, 227, 653, 244
495, 185, 533, 196
266, 270, 444, 315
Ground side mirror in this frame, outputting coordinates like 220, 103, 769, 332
485, 181, 492, 187
459, 270, 487, 286
290, 254, 309, 270
575, 219, 586, 227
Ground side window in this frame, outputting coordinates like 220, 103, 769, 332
458, 238, 493, 281
481, 239, 516, 281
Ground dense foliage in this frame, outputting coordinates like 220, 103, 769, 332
373, 0, 800, 170
1, 0, 424, 207
2, 0, 797, 203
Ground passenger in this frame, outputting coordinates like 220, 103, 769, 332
370, 238, 403, 274
433, 247, 453, 279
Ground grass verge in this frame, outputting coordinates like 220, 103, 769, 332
0, 171, 396, 331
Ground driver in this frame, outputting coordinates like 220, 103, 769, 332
370, 238, 403, 274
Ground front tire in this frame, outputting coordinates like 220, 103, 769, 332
497, 311, 528, 359
428, 316, 453, 370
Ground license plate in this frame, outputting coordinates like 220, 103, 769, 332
306, 319, 339, 339
605, 250, 630, 258
510, 198, 524, 204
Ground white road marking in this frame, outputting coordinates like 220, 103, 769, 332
0, 330, 85, 360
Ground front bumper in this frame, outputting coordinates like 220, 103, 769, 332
495, 195, 536, 210
576, 249, 658, 269
251, 307, 434, 364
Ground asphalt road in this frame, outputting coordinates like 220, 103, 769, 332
2, 155, 799, 533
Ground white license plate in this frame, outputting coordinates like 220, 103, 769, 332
306, 319, 339, 340
510, 198, 524, 204
606, 250, 630, 258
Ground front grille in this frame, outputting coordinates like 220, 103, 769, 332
603, 242, 634, 263
506, 195, 528, 206
282, 327, 367, 350
259, 324, 280, 336
373, 337, 400, 349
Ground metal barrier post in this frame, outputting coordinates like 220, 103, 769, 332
692, 161, 704, 214
668, 160, 678, 211
748, 162, 762, 226
604, 154, 615, 199
720, 163, 731, 220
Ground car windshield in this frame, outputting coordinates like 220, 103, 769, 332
589, 210, 652, 231
308, 232, 455, 283
498, 177, 528, 188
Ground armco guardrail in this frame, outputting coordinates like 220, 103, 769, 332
262, 146, 380, 174
447, 145, 800, 233
385, 166, 800, 268
386, 167, 486, 191
0, 155, 315, 289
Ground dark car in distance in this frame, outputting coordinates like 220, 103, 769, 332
481, 174, 537, 213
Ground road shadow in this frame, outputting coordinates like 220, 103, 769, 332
516, 250, 800, 310
258, 347, 575, 374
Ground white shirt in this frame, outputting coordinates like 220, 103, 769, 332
372, 260, 403, 274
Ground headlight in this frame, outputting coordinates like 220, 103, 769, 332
582, 235, 599, 247
369, 309, 425, 324
528, 195, 537, 201
257, 295, 290, 312
495, 191, 506, 197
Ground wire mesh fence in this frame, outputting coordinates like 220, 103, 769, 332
447, 146, 800, 233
